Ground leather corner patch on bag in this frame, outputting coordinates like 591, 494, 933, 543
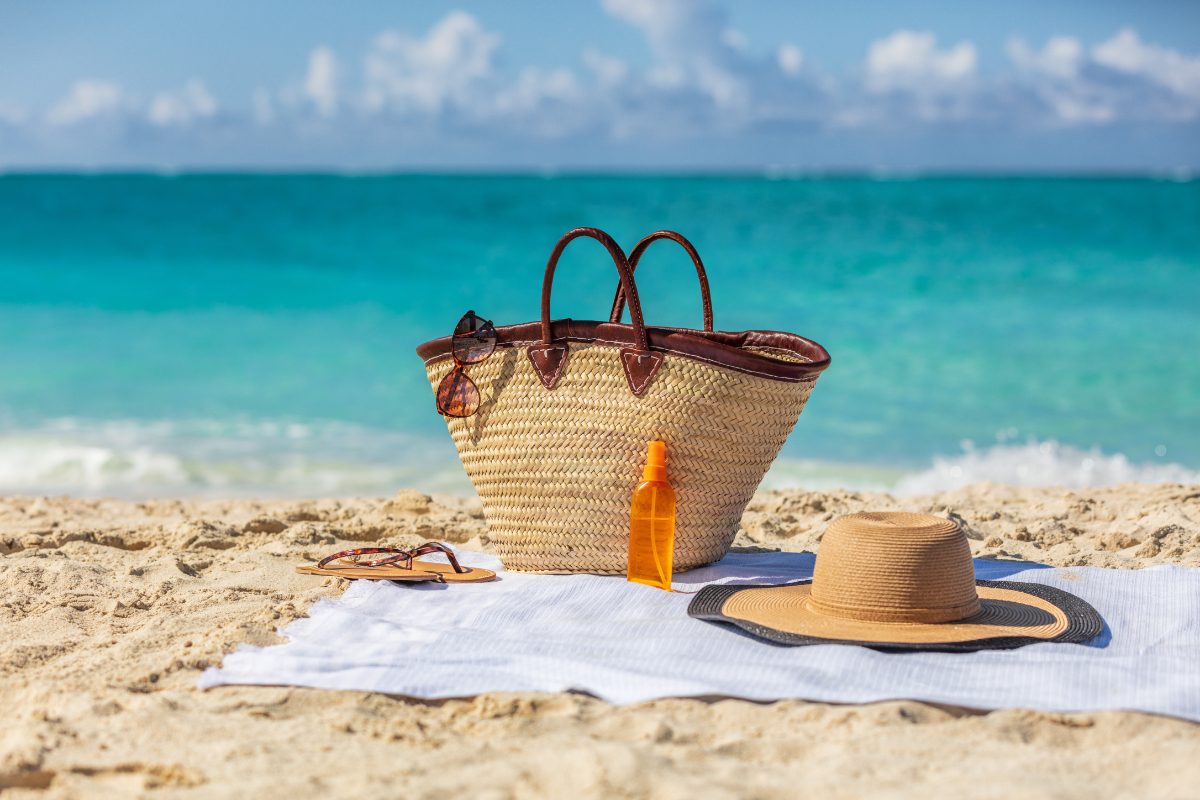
528, 344, 569, 389
620, 349, 663, 397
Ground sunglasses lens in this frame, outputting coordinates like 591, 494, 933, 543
436, 368, 481, 417
452, 311, 497, 365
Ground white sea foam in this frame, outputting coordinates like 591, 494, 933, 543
890, 440, 1200, 495
0, 417, 471, 498
767, 439, 1200, 496
0, 419, 1194, 498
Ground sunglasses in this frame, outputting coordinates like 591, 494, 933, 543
436, 310, 497, 418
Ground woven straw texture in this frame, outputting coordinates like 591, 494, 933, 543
425, 340, 818, 573
810, 512, 980, 623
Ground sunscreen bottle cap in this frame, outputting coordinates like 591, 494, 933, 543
643, 440, 668, 482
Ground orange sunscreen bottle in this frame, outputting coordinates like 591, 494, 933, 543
627, 440, 676, 590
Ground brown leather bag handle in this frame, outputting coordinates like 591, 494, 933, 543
529, 227, 663, 397
610, 230, 713, 331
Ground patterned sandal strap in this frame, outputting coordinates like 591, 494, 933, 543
404, 541, 467, 573
316, 546, 412, 569
315, 541, 465, 572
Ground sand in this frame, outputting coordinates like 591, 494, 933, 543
2, 483, 1199, 798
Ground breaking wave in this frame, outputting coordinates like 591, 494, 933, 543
0, 419, 1193, 499
767, 439, 1200, 496
0, 417, 470, 498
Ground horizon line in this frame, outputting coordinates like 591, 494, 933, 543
0, 166, 1196, 181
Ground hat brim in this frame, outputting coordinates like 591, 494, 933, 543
688, 579, 1103, 652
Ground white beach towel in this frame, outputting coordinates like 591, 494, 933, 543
200, 551, 1200, 722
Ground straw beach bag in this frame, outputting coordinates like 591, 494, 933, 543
416, 228, 830, 573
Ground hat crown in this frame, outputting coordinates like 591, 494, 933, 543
809, 512, 981, 623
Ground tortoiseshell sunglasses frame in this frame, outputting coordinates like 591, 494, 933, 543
435, 310, 497, 418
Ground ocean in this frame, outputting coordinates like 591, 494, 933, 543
0, 173, 1196, 497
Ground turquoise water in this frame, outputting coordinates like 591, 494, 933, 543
0, 174, 1197, 496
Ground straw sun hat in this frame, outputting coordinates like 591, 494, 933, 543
689, 512, 1103, 652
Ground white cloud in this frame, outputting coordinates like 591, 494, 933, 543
598, 0, 834, 135
603, 0, 751, 111
777, 44, 804, 77
721, 28, 748, 52
1007, 36, 1113, 124
1008, 28, 1200, 124
601, 0, 691, 40
491, 67, 588, 137
46, 77, 216, 130
855, 31, 980, 124
47, 80, 127, 126
1007, 36, 1083, 80
582, 49, 629, 87
304, 46, 340, 117
355, 11, 603, 137
866, 30, 977, 93
363, 11, 500, 115
147, 80, 217, 127
1093, 27, 1200, 102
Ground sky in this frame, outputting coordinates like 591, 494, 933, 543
2, 0, 1199, 171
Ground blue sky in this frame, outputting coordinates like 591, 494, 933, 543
2, 0, 1199, 170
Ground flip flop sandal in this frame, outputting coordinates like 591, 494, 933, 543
296, 541, 497, 583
